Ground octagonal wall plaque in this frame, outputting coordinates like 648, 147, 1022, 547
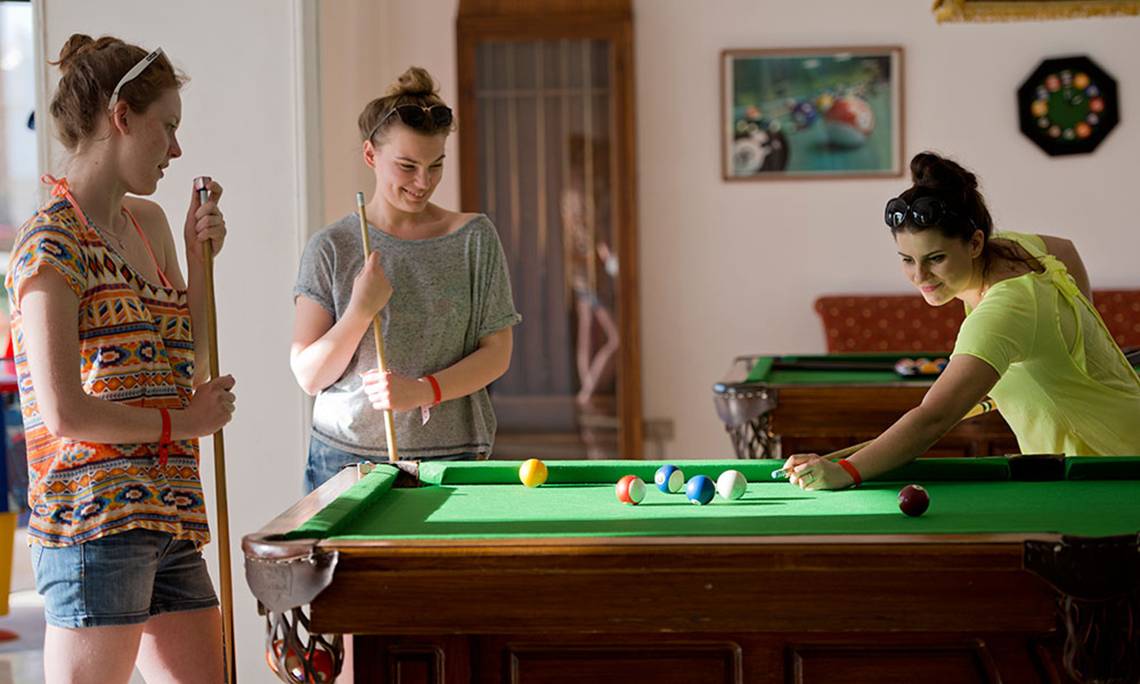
1017, 55, 1119, 156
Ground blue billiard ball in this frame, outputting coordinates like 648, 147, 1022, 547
655, 465, 685, 493
686, 475, 716, 505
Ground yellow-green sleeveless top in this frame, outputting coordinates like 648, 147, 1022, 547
952, 232, 1140, 455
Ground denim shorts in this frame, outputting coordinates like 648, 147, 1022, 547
305, 434, 481, 492
31, 528, 219, 629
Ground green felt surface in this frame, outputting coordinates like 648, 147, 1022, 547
285, 459, 1140, 542
744, 353, 931, 384
742, 353, 1140, 385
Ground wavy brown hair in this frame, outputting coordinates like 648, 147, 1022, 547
49, 34, 185, 151
357, 66, 453, 144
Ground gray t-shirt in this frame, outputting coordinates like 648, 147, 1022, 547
294, 213, 521, 459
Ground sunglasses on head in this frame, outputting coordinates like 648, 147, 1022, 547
884, 196, 970, 229
107, 47, 164, 112
368, 104, 453, 140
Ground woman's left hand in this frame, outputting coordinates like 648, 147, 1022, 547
185, 179, 226, 262
783, 453, 854, 491
362, 369, 433, 412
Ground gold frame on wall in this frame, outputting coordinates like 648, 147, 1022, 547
933, 0, 1140, 22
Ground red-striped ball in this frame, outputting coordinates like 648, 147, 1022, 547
615, 475, 646, 505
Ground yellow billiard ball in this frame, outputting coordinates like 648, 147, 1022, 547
519, 458, 548, 487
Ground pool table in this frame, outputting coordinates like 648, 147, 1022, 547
243, 457, 1140, 683
713, 351, 1140, 459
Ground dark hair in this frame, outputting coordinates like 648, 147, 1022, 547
357, 66, 453, 144
49, 34, 185, 151
890, 151, 1039, 277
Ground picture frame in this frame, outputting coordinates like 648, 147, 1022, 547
933, 0, 1140, 23
722, 46, 904, 181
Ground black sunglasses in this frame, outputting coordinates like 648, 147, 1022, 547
367, 104, 453, 141
385, 104, 453, 130
884, 196, 970, 229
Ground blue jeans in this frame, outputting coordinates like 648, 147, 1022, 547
32, 528, 218, 628
304, 434, 480, 492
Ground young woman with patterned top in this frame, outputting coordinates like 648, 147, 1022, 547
291, 66, 521, 490
785, 151, 1140, 491
5, 35, 234, 683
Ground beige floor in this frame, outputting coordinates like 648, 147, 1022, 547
0, 529, 145, 684
0, 528, 46, 684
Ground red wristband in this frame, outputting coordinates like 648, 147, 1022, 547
424, 374, 441, 407
157, 408, 172, 467
838, 459, 862, 486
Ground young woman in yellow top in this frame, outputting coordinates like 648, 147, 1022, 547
786, 151, 1140, 491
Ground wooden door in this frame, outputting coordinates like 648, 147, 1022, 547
457, 1, 641, 458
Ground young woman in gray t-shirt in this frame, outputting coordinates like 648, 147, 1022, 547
291, 67, 521, 490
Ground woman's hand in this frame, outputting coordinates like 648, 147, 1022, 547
362, 369, 432, 412
184, 178, 226, 262
347, 251, 393, 319
180, 374, 236, 438
782, 453, 854, 491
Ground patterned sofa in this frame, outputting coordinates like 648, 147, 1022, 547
814, 290, 1140, 353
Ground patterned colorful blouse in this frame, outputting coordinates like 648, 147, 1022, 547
4, 196, 208, 547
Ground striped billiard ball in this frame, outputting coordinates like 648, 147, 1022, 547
655, 465, 685, 493
686, 475, 716, 505
616, 475, 646, 505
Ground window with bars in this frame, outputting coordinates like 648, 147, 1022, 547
457, 3, 640, 458
475, 40, 616, 405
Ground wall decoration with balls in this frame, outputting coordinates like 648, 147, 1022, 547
1017, 55, 1119, 157
721, 46, 904, 180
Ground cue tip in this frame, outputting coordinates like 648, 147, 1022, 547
355, 191, 366, 207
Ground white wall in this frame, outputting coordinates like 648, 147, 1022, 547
320, 0, 460, 225
636, 1, 1140, 459
39, 2, 315, 682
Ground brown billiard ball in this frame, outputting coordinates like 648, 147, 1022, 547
898, 484, 930, 517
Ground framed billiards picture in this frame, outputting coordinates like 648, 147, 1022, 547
1017, 55, 1119, 157
721, 46, 904, 181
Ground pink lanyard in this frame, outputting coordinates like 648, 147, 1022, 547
42, 175, 174, 289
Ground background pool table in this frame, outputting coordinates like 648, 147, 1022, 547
244, 457, 1140, 683
713, 350, 1140, 459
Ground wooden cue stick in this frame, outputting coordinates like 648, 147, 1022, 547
823, 397, 998, 461
195, 177, 236, 684
355, 192, 399, 463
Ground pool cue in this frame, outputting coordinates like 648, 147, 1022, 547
356, 192, 399, 463
772, 398, 998, 478
195, 177, 237, 684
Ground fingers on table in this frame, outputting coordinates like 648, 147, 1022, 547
789, 466, 817, 489
776, 453, 819, 480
